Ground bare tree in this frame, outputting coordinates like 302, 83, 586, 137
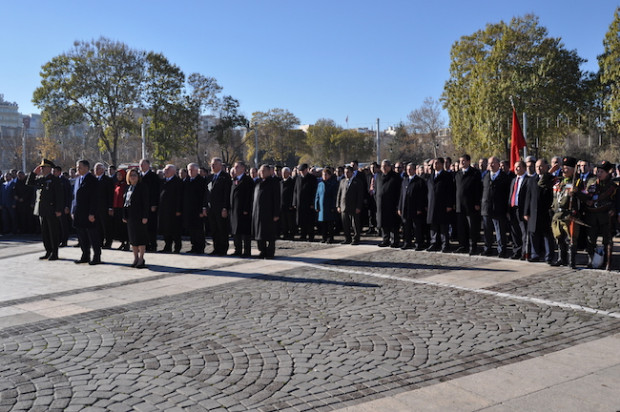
407, 97, 445, 158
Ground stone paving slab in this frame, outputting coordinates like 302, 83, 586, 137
0, 236, 619, 411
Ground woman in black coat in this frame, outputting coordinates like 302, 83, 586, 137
123, 169, 150, 268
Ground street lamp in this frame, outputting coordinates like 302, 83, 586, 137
254, 122, 259, 167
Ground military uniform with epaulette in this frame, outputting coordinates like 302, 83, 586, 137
550, 157, 580, 268
26, 159, 64, 260
576, 160, 617, 270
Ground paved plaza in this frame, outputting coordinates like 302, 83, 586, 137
0, 235, 619, 411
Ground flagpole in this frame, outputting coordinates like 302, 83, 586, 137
522, 112, 527, 158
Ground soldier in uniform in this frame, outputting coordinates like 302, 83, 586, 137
549, 157, 579, 268
576, 161, 617, 270
26, 159, 64, 260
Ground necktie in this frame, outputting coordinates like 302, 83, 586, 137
511, 176, 519, 207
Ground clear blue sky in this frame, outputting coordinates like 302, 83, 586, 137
1, 0, 617, 129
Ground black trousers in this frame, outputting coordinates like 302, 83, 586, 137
40, 215, 60, 256
257, 239, 275, 257
208, 212, 229, 254
457, 212, 480, 251
508, 207, 527, 257
430, 223, 450, 249
341, 211, 361, 242
402, 215, 425, 247
280, 208, 296, 239
147, 209, 158, 250
76, 225, 101, 260
188, 223, 205, 253
233, 234, 251, 256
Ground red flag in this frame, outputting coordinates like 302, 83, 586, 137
510, 108, 526, 171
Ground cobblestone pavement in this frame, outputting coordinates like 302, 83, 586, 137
1, 238, 619, 411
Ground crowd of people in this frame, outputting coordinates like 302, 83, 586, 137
1, 154, 619, 270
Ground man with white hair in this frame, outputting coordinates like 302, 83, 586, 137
158, 164, 183, 253
280, 167, 296, 240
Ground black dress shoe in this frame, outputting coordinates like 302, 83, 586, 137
481, 249, 494, 256
341, 240, 352, 245
510, 253, 522, 260
414, 246, 425, 251
549, 260, 566, 267
136, 259, 146, 269
527, 257, 540, 263
426, 245, 441, 252
74, 258, 89, 264
401, 244, 413, 250
469, 247, 480, 256
89, 258, 102, 265
350, 241, 360, 246
230, 251, 242, 256
377, 242, 390, 247
390, 243, 401, 248
48, 254, 59, 261
441, 247, 451, 253
498, 252, 510, 259
39, 253, 51, 260
454, 246, 468, 254
158, 248, 172, 253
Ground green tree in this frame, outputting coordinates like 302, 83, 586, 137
599, 7, 620, 135
143, 52, 195, 163
246, 108, 304, 166
304, 119, 342, 165
443, 15, 585, 159
33, 37, 145, 166
333, 129, 375, 165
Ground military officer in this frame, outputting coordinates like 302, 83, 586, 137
577, 160, 617, 270
549, 156, 579, 268
26, 159, 64, 260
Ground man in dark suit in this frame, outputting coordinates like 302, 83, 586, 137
293, 163, 318, 241
139, 159, 160, 252
398, 162, 427, 250
26, 159, 64, 260
205, 157, 231, 256
252, 164, 281, 258
158, 164, 183, 253
454, 154, 482, 255
94, 162, 114, 249
426, 158, 455, 252
376, 160, 402, 247
230, 161, 254, 257
183, 163, 207, 254
52, 166, 73, 247
507, 160, 529, 259
523, 158, 556, 263
279, 167, 296, 240
481, 156, 511, 257
337, 165, 364, 245
72, 159, 102, 265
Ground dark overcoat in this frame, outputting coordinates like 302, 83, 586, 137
252, 177, 281, 241
230, 174, 254, 235
523, 173, 553, 233
398, 175, 427, 220
158, 175, 183, 235
455, 168, 482, 215
376, 170, 402, 230
182, 175, 206, 229
426, 170, 456, 225
293, 173, 318, 224
481, 170, 511, 218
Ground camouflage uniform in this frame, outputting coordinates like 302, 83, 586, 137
550, 175, 580, 267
